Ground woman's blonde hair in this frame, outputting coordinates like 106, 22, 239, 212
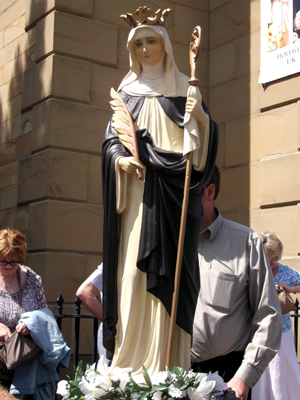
260, 231, 283, 260
0, 228, 27, 264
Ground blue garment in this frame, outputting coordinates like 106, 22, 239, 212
10, 308, 70, 400
275, 263, 300, 333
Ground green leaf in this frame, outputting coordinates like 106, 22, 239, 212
151, 384, 168, 392
142, 365, 152, 388
138, 391, 151, 400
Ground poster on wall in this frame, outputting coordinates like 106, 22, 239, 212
259, 0, 300, 84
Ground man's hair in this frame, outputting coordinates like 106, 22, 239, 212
206, 165, 220, 200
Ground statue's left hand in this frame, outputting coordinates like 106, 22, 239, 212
185, 98, 209, 125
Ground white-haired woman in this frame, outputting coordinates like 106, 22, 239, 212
252, 232, 300, 400
102, 8, 219, 378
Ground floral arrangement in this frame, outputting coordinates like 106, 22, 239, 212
57, 356, 227, 400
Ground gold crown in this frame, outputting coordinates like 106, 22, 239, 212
120, 6, 172, 28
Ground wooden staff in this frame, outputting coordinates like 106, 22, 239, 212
166, 26, 202, 369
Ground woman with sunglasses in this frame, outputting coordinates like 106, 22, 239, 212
0, 228, 47, 393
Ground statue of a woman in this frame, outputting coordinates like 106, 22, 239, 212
102, 7, 219, 379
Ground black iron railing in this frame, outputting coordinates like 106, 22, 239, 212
291, 298, 300, 355
54, 294, 99, 372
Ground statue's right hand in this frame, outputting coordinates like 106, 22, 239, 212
118, 156, 143, 174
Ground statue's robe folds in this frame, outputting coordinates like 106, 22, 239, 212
102, 91, 218, 377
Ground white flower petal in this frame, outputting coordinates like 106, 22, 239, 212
56, 380, 70, 399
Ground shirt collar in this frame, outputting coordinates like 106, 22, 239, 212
200, 208, 222, 243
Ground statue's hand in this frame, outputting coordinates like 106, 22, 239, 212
118, 156, 143, 174
185, 98, 209, 125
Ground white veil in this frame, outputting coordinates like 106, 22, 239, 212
118, 25, 190, 97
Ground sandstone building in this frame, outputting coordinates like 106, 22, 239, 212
0, 0, 299, 356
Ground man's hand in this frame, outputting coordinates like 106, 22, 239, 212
226, 377, 249, 400
185, 98, 209, 125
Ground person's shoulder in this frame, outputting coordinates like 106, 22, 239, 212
221, 217, 259, 239
22, 265, 42, 282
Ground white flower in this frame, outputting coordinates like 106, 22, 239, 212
97, 355, 111, 376
187, 370, 196, 380
187, 376, 215, 400
168, 384, 186, 398
152, 366, 176, 385
207, 371, 227, 392
109, 367, 132, 391
79, 375, 112, 400
152, 390, 163, 400
56, 380, 70, 399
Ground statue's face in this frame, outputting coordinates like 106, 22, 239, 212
134, 36, 164, 67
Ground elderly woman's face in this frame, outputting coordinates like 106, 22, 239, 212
0, 253, 20, 277
134, 36, 164, 67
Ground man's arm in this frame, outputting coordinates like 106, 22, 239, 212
233, 235, 282, 395
0, 385, 17, 400
76, 279, 102, 321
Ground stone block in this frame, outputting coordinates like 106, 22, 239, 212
25, 251, 85, 302
2, 95, 22, 122
215, 122, 225, 168
210, 71, 260, 124
210, 0, 258, 50
18, 149, 88, 204
0, 115, 22, 145
225, 102, 299, 167
173, 4, 208, 48
283, 257, 300, 272
0, 183, 18, 210
31, 99, 109, 153
0, 74, 23, 102
248, 206, 299, 256
210, 0, 233, 12
217, 162, 260, 213
0, 160, 18, 189
0, 141, 16, 167
25, 0, 93, 30
0, 2, 15, 15
16, 132, 32, 159
2, 205, 29, 231
173, 0, 208, 11
21, 54, 91, 111
36, 11, 118, 66
87, 155, 102, 205
0, 31, 3, 50
4, 14, 25, 46
28, 200, 103, 253
84, 254, 103, 278
91, 64, 126, 108
94, 0, 173, 29
117, 27, 130, 71
235, 30, 260, 79
260, 75, 300, 111
260, 153, 300, 207
209, 41, 235, 87
1, 44, 35, 87
210, 29, 259, 87
0, 0, 25, 32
